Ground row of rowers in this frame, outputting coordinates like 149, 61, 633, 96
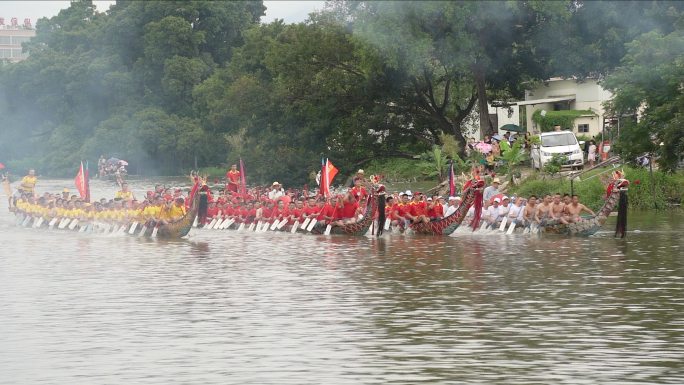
13, 192, 188, 226
201, 190, 457, 227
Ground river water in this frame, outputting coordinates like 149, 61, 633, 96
1, 178, 683, 384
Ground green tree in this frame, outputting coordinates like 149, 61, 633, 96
603, 25, 684, 172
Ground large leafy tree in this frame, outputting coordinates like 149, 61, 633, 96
603, 23, 684, 172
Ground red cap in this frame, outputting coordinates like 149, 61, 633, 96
147, 191, 153, 195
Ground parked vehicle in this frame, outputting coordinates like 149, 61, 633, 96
530, 131, 585, 170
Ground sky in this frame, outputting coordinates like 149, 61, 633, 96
1, 1, 325, 26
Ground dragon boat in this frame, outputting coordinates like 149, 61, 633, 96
408, 179, 485, 235
541, 173, 630, 237
209, 181, 384, 236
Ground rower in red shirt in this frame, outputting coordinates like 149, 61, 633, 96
261, 201, 276, 224
407, 192, 430, 224
206, 201, 220, 225
332, 193, 358, 226
317, 197, 337, 225
226, 164, 240, 194
302, 197, 320, 222
350, 178, 367, 201
427, 194, 444, 220
290, 200, 304, 225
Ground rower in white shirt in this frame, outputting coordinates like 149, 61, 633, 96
445, 196, 460, 217
507, 197, 526, 228
484, 197, 503, 227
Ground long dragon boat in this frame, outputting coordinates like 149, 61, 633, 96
409, 179, 485, 235
541, 175, 629, 237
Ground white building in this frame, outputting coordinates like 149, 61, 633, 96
465, 102, 521, 140
0, 19, 35, 62
516, 78, 615, 137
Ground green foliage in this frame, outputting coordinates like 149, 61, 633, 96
510, 167, 684, 211
542, 154, 568, 176
509, 173, 607, 213
603, 25, 684, 172
363, 158, 427, 183
496, 140, 526, 182
531, 110, 596, 132
416, 145, 448, 182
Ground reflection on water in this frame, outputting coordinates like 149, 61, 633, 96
1, 178, 683, 383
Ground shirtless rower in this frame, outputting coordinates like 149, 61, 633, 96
550, 193, 569, 224
522, 195, 538, 227
564, 195, 595, 223
534, 194, 553, 226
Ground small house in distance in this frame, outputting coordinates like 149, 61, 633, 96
517, 78, 617, 137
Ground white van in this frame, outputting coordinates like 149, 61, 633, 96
530, 131, 584, 170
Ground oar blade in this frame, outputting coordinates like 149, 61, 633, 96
506, 220, 517, 235
499, 217, 508, 231
306, 219, 317, 232
290, 221, 299, 234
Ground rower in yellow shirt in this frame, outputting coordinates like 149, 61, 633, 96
114, 183, 136, 200
20, 169, 38, 194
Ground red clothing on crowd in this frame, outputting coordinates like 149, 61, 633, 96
428, 204, 444, 218
317, 204, 335, 222
409, 201, 428, 217
302, 206, 320, 220
207, 207, 219, 219
338, 201, 359, 219
289, 208, 303, 225
261, 207, 275, 222
394, 203, 409, 219
226, 170, 240, 192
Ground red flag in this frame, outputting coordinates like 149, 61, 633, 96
84, 161, 90, 203
75, 162, 86, 199
239, 159, 247, 198
322, 159, 338, 197
0, 162, 5, 169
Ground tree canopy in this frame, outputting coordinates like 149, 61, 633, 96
1, 0, 682, 184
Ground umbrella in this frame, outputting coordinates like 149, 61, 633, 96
107, 158, 120, 163
500, 124, 524, 132
118, 160, 129, 166
490, 194, 506, 204
492, 135, 504, 141
475, 142, 492, 154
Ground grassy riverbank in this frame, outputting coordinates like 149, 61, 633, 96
508, 167, 684, 212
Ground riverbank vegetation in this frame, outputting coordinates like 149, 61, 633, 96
508, 167, 684, 212
0, 1, 682, 186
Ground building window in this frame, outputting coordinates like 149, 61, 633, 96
0, 49, 11, 58
11, 36, 31, 45
0, 36, 11, 45
578, 124, 589, 133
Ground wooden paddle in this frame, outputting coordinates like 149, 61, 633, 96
48, 217, 59, 230
384, 218, 391, 231
276, 218, 288, 230
206, 218, 217, 229
300, 217, 311, 231
237, 222, 245, 231
290, 221, 299, 234
269, 219, 279, 230
222, 218, 235, 229
138, 221, 149, 237
192, 215, 198, 227
58, 217, 70, 229
22, 215, 32, 227
69, 218, 80, 230
128, 221, 138, 234
255, 221, 263, 231
248, 222, 255, 231
79, 223, 88, 233
506, 202, 526, 235
532, 209, 550, 234
306, 218, 318, 232
151, 204, 166, 238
